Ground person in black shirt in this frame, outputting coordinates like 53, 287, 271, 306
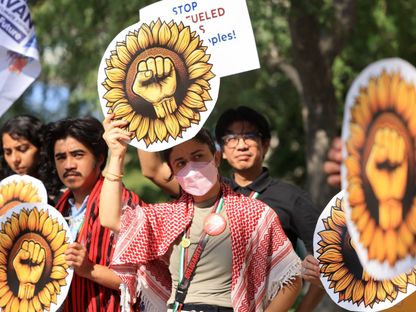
215, 107, 319, 253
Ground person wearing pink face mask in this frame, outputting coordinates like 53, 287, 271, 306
99, 115, 302, 312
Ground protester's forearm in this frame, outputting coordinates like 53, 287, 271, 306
137, 149, 180, 196
295, 284, 325, 312
84, 263, 122, 290
266, 276, 302, 312
99, 154, 124, 232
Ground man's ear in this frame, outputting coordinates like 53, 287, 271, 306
262, 139, 271, 159
222, 148, 227, 160
97, 154, 106, 169
214, 150, 222, 167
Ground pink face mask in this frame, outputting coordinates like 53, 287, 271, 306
176, 160, 218, 196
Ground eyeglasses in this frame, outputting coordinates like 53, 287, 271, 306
222, 132, 262, 147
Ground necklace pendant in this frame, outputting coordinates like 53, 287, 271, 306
181, 237, 191, 248
204, 213, 227, 236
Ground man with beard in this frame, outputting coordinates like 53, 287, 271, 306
43, 117, 139, 311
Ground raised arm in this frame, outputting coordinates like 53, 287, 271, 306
99, 115, 131, 232
137, 149, 180, 196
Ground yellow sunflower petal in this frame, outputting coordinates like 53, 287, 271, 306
389, 71, 401, 107
361, 218, 376, 247
183, 36, 200, 59
352, 280, 365, 303
377, 71, 390, 110
138, 24, 154, 50
331, 266, 349, 281
113, 103, 133, 118
174, 26, 191, 54
151, 19, 162, 45
201, 90, 212, 101
136, 117, 150, 141
154, 119, 168, 142
106, 67, 126, 82
348, 182, 365, 206
175, 112, 191, 128
110, 54, 127, 70
319, 248, 343, 263
188, 83, 203, 95
374, 228, 386, 262
158, 22, 171, 46
185, 49, 205, 67
364, 279, 377, 306
178, 105, 194, 119
116, 44, 131, 65
391, 273, 407, 289
183, 91, 205, 109
126, 32, 139, 55
188, 62, 212, 80
376, 281, 388, 300
103, 88, 125, 103
322, 262, 344, 273
165, 114, 181, 139
167, 23, 179, 48
367, 78, 378, 113
319, 230, 341, 245
334, 272, 354, 292
385, 229, 398, 266
344, 279, 357, 302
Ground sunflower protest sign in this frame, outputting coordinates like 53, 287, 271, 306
0, 202, 73, 312
341, 58, 416, 280
0, 1, 41, 117
139, 0, 260, 78
314, 190, 416, 311
98, 0, 259, 151
0, 175, 48, 217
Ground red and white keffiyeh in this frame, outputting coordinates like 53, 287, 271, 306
111, 183, 301, 312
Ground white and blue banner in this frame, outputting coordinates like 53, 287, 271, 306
0, 0, 41, 116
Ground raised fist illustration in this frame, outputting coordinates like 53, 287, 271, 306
13, 240, 46, 299
365, 127, 408, 230
132, 56, 178, 118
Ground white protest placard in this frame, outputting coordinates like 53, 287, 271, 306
0, 1, 41, 116
139, 0, 260, 78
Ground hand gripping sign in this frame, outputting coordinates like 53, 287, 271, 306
0, 203, 73, 312
341, 58, 416, 280
314, 190, 416, 311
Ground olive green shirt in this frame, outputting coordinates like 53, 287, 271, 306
168, 199, 232, 307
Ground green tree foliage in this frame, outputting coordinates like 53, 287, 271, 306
4, 0, 416, 205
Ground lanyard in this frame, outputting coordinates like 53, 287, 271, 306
250, 191, 259, 199
172, 197, 225, 312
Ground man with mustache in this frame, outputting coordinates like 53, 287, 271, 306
43, 117, 139, 311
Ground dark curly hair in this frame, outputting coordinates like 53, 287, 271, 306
0, 115, 44, 179
39, 116, 108, 197
214, 106, 271, 146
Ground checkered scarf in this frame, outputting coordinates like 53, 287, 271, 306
111, 183, 301, 312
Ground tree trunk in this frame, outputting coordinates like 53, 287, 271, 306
288, 1, 338, 208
